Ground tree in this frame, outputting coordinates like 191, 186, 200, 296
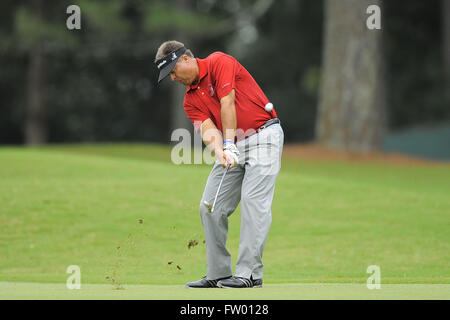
14, 0, 78, 145
443, 0, 450, 102
24, 0, 47, 145
316, 0, 387, 152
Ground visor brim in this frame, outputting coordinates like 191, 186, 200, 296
157, 59, 178, 83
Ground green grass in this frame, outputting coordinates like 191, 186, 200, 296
0, 143, 449, 299
1, 282, 449, 300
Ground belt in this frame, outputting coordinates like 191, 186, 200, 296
257, 118, 280, 133
241, 118, 280, 141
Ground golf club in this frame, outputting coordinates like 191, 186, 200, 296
203, 163, 231, 213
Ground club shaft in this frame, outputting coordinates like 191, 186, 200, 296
211, 164, 230, 212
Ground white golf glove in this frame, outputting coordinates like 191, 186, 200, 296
223, 141, 240, 165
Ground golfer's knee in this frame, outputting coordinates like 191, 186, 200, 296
200, 199, 217, 216
199, 199, 230, 217
199, 201, 209, 215
241, 190, 253, 205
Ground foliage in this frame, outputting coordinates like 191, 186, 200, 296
0, 0, 448, 144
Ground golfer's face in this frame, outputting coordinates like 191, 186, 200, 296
169, 60, 192, 86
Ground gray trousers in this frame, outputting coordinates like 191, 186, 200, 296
200, 123, 284, 280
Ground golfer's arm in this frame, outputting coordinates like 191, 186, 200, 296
220, 89, 236, 143
200, 118, 223, 154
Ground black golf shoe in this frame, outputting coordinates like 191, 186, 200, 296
185, 276, 231, 288
217, 276, 263, 288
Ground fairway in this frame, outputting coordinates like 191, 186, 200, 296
1, 282, 449, 300
1, 144, 449, 299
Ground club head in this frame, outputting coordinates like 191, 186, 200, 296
203, 165, 230, 214
203, 201, 213, 213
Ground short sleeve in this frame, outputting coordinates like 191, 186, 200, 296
211, 55, 238, 100
184, 101, 210, 132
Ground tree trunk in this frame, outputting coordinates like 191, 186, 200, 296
170, 82, 193, 136
168, 0, 275, 142
316, 0, 387, 152
443, 0, 450, 100
168, 0, 195, 141
25, 0, 47, 145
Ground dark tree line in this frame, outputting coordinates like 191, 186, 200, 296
0, 0, 448, 151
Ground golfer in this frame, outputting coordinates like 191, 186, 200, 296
155, 40, 284, 288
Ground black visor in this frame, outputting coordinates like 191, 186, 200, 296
155, 46, 187, 83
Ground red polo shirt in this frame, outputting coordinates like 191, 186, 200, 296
183, 52, 277, 141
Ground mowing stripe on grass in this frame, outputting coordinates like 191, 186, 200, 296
0, 282, 449, 300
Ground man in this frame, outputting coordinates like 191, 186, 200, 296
155, 40, 284, 288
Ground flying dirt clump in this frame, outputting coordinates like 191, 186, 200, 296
167, 261, 182, 271
105, 274, 124, 290
187, 239, 199, 249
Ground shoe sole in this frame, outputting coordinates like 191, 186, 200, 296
186, 277, 233, 289
217, 283, 263, 289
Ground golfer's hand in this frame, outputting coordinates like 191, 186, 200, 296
222, 142, 239, 169
215, 148, 236, 169
223, 151, 236, 168
214, 149, 231, 168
